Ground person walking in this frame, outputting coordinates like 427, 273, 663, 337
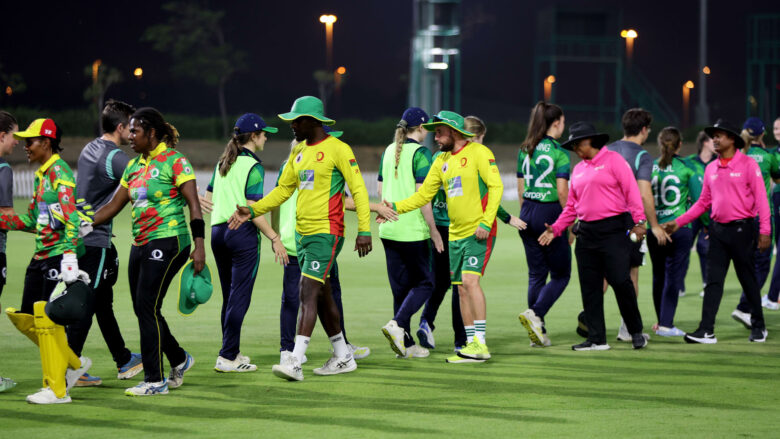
764, 116, 780, 310
539, 122, 648, 351
92, 107, 204, 395
663, 119, 770, 344
0, 111, 17, 393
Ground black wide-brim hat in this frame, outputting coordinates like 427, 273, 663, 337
559, 121, 610, 151
704, 119, 745, 149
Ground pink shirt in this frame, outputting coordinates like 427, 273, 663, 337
676, 149, 770, 235
551, 147, 646, 237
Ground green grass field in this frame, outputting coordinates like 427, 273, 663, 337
0, 198, 777, 438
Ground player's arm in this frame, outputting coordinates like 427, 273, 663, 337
635, 153, 666, 243
477, 150, 503, 232
199, 165, 218, 214
555, 149, 571, 209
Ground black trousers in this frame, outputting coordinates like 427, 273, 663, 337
574, 214, 643, 344
128, 236, 189, 382
700, 220, 765, 332
20, 255, 62, 314
66, 244, 132, 367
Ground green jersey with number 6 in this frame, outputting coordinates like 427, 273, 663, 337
517, 137, 570, 202
651, 156, 695, 224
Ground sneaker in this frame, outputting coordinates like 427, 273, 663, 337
616, 320, 630, 341
416, 319, 435, 349
168, 351, 194, 389
632, 333, 648, 349
684, 329, 717, 344
348, 343, 371, 360
27, 387, 71, 404
678, 289, 686, 297
313, 354, 357, 376
280, 350, 307, 365
237, 352, 251, 364
124, 379, 169, 396
576, 310, 588, 338
0, 377, 16, 392
655, 326, 685, 337
530, 334, 552, 347
762, 295, 779, 311
518, 309, 545, 346
749, 327, 768, 343
572, 341, 610, 351
454, 345, 465, 353
446, 354, 485, 363
75, 373, 102, 387
731, 309, 752, 329
456, 340, 491, 360
381, 320, 406, 356
396, 344, 430, 359
272, 352, 303, 381
117, 353, 143, 380
215, 356, 257, 373
65, 356, 92, 392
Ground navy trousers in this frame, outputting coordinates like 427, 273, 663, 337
212, 222, 260, 361
280, 256, 347, 352
647, 226, 694, 327
518, 199, 571, 319
382, 238, 435, 348
420, 225, 466, 348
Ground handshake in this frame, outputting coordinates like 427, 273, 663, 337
374, 201, 399, 224
660, 220, 679, 234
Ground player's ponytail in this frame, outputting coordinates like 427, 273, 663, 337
521, 101, 563, 156
657, 126, 681, 169
393, 120, 408, 178
131, 107, 180, 148
219, 131, 252, 177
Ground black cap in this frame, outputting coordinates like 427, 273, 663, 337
704, 119, 745, 149
559, 122, 610, 151
45, 280, 94, 325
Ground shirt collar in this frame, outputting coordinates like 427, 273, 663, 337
585, 146, 609, 164
241, 147, 262, 163
716, 149, 743, 168
36, 154, 61, 178
142, 142, 168, 163
406, 138, 420, 145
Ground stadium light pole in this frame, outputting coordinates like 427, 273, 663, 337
683, 80, 694, 128
320, 14, 337, 71
694, 0, 710, 125
544, 75, 556, 102
620, 29, 638, 67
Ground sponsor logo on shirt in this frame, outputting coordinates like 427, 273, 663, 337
730, 172, 741, 177
149, 249, 164, 261
447, 176, 463, 197
467, 256, 479, 267
299, 170, 315, 190
756, 170, 762, 177
46, 268, 59, 281
133, 187, 149, 208
310, 260, 321, 272
317, 152, 325, 162
460, 157, 468, 168
594, 165, 605, 171
525, 191, 552, 200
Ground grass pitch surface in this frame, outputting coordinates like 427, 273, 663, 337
0, 199, 777, 438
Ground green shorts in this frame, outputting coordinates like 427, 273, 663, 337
295, 233, 344, 283
449, 235, 496, 285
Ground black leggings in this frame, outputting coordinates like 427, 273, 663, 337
128, 236, 190, 382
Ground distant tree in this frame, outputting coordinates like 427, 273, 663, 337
84, 61, 123, 132
143, 1, 246, 136
0, 64, 26, 105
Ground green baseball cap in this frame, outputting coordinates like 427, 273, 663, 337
422, 111, 474, 137
278, 96, 335, 125
178, 261, 213, 316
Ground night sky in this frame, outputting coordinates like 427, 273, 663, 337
1, 0, 778, 124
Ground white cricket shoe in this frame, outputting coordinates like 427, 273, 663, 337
65, 356, 92, 392
762, 295, 779, 311
313, 354, 357, 376
272, 352, 303, 381
348, 343, 371, 360
215, 356, 257, 373
731, 309, 752, 329
125, 379, 169, 396
27, 387, 71, 404
518, 309, 545, 346
396, 344, 430, 359
381, 320, 406, 356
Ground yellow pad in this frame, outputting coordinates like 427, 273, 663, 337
5, 307, 39, 346
33, 301, 81, 398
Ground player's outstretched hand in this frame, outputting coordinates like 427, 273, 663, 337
508, 215, 527, 231
374, 202, 399, 222
228, 204, 252, 230
198, 187, 213, 214
538, 223, 555, 246
355, 235, 372, 257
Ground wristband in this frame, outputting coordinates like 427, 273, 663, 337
190, 218, 205, 239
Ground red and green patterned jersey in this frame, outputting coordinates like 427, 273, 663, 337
0, 154, 83, 259
120, 142, 195, 246
395, 142, 504, 241
250, 135, 371, 237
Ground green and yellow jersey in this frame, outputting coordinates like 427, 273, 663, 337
120, 142, 195, 246
517, 137, 570, 203
0, 154, 83, 259
395, 142, 504, 241
251, 135, 370, 237
651, 156, 695, 224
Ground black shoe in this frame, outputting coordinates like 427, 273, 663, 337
576, 310, 588, 338
684, 329, 717, 344
572, 340, 610, 351
631, 333, 648, 349
749, 327, 768, 343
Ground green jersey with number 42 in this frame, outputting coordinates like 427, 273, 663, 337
651, 156, 695, 224
516, 137, 570, 203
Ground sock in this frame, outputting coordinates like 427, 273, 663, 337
329, 332, 349, 358
465, 325, 475, 344
474, 320, 486, 344
292, 335, 310, 362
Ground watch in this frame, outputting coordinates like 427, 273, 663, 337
635, 220, 647, 227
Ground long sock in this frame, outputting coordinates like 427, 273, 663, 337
329, 332, 349, 358
474, 320, 486, 344
292, 335, 310, 363
465, 325, 475, 344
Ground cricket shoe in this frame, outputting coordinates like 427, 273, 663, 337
762, 295, 779, 311
313, 354, 357, 376
655, 326, 685, 337
215, 356, 257, 373
125, 379, 169, 396
416, 319, 435, 349
749, 327, 768, 343
75, 373, 102, 387
117, 353, 143, 380
456, 340, 491, 360
27, 387, 71, 404
280, 350, 307, 365
396, 344, 430, 359
0, 377, 16, 392
632, 333, 648, 349
572, 341, 611, 351
272, 352, 303, 381
348, 343, 371, 360
617, 321, 650, 343
446, 354, 485, 364
684, 329, 717, 344
65, 356, 92, 392
381, 320, 406, 356
731, 309, 752, 329
518, 308, 545, 346
168, 351, 194, 389
530, 334, 552, 347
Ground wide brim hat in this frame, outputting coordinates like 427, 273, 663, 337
178, 261, 213, 316
14, 118, 58, 140
421, 111, 474, 137
278, 96, 335, 126
705, 119, 745, 149
559, 121, 610, 151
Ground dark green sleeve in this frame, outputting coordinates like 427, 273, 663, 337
412, 146, 433, 183
496, 205, 510, 223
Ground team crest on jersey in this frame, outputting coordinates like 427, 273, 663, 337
295, 153, 303, 164
442, 162, 449, 173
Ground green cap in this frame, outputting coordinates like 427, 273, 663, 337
278, 96, 335, 125
178, 261, 213, 316
421, 111, 474, 137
